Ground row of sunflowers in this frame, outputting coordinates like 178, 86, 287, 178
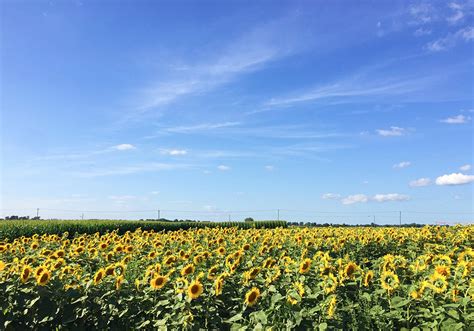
0, 225, 473, 329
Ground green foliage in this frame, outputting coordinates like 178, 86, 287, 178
0, 220, 287, 240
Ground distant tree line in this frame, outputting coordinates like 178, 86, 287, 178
2, 215, 41, 221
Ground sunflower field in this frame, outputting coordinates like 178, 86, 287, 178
0, 225, 473, 330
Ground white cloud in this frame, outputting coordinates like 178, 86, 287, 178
393, 161, 411, 169
150, 191, 160, 195
113, 144, 136, 151
108, 195, 137, 203
460, 164, 471, 171
440, 114, 471, 124
264, 77, 426, 108
426, 26, 474, 52
376, 126, 406, 137
161, 149, 188, 156
217, 165, 230, 171
264, 165, 275, 171
322, 193, 341, 200
342, 194, 368, 205
447, 2, 465, 24
435, 172, 474, 185
408, 3, 436, 24
76, 162, 189, 177
372, 193, 410, 202
164, 122, 241, 134
414, 28, 432, 36
409, 178, 432, 187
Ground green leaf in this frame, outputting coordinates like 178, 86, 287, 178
319, 322, 328, 331
226, 313, 243, 323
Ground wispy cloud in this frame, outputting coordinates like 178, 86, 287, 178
164, 122, 241, 134
376, 126, 406, 137
425, 26, 474, 52
75, 163, 191, 178
113, 144, 136, 151
372, 193, 410, 202
342, 194, 368, 205
393, 161, 411, 169
264, 165, 275, 171
337, 193, 410, 204
160, 149, 188, 156
217, 165, 231, 171
409, 178, 432, 187
440, 114, 471, 124
134, 16, 305, 113
321, 193, 341, 200
460, 164, 471, 171
263, 77, 425, 108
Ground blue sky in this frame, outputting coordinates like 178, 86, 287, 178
1, 0, 473, 223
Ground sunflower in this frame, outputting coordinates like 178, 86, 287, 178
105, 265, 115, 277
435, 265, 450, 277
174, 277, 189, 294
363, 270, 374, 287
20, 265, 32, 283
294, 282, 305, 297
115, 275, 125, 290
287, 294, 298, 305
207, 265, 219, 280
323, 273, 338, 294
429, 272, 448, 294
344, 262, 358, 279
36, 269, 51, 286
180, 263, 195, 277
299, 258, 312, 274
216, 247, 226, 255
380, 270, 399, 293
244, 287, 260, 306
150, 275, 168, 290
187, 279, 204, 300
94, 268, 106, 285
0, 261, 5, 272
327, 296, 337, 319
214, 276, 224, 296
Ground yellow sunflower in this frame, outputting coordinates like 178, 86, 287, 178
299, 258, 312, 274
380, 270, 399, 293
363, 270, 374, 287
187, 279, 204, 300
180, 263, 195, 277
20, 265, 32, 283
244, 287, 260, 306
36, 269, 51, 286
344, 262, 358, 279
327, 296, 337, 319
150, 275, 168, 290
93, 268, 106, 285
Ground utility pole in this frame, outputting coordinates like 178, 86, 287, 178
157, 209, 161, 220
277, 209, 280, 221
399, 211, 402, 226
36, 208, 39, 218
81, 213, 84, 220
228, 214, 231, 222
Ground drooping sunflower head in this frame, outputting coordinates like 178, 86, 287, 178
244, 287, 260, 307
94, 268, 105, 285
20, 265, 32, 283
344, 262, 358, 279
180, 263, 195, 277
299, 258, 312, 274
115, 275, 125, 290
363, 270, 374, 287
187, 279, 204, 300
36, 269, 51, 286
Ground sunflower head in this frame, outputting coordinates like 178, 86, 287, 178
36, 269, 51, 286
94, 268, 105, 285
244, 287, 260, 306
150, 275, 168, 290
299, 258, 312, 274
344, 262, 358, 279
187, 279, 204, 300
180, 263, 195, 277
363, 270, 374, 287
380, 270, 399, 293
